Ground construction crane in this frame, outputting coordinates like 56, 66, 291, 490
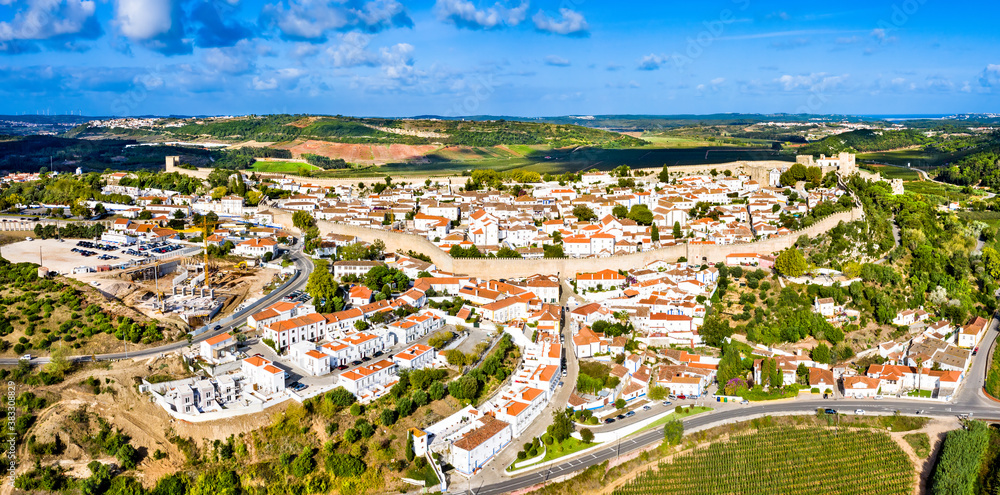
198, 215, 226, 293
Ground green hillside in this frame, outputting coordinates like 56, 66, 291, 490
799, 129, 932, 155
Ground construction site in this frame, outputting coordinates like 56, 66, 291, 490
123, 256, 279, 329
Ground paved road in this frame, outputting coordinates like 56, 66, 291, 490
461, 314, 1000, 495
5, 247, 314, 365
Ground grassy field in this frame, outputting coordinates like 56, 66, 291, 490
903, 180, 978, 202
858, 147, 979, 168
638, 406, 713, 434
252, 161, 319, 173
861, 164, 921, 180
508, 436, 597, 471
903, 432, 930, 458
613, 427, 914, 495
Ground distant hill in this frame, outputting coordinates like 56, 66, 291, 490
798, 129, 932, 155
69, 115, 648, 149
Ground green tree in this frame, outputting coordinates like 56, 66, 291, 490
405, 432, 415, 462
627, 204, 653, 225
673, 221, 682, 239
612, 205, 628, 218
292, 210, 317, 231
116, 443, 138, 471
812, 343, 831, 365
650, 223, 660, 243
573, 205, 597, 222
306, 260, 343, 313
663, 420, 684, 445
290, 446, 316, 477
543, 244, 565, 258
580, 428, 594, 444
658, 165, 670, 183
547, 408, 575, 443
775, 248, 807, 277
614, 398, 627, 410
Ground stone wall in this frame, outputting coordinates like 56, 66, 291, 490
312, 206, 863, 278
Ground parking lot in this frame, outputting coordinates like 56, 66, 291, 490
1, 238, 151, 275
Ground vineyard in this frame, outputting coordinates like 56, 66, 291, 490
612, 427, 914, 495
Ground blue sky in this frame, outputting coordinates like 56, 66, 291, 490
1, 0, 998, 117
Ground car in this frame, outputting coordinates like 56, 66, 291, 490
361, 356, 371, 362
642, 405, 651, 411
337, 365, 348, 370
874, 395, 883, 400
21, 354, 31, 361
824, 409, 838, 415
297, 384, 308, 391
351, 360, 362, 366
974, 347, 979, 355
213, 325, 222, 331
25, 237, 32, 241
604, 418, 615, 424
254, 353, 264, 358
741, 399, 750, 405
915, 410, 924, 414
662, 400, 672, 406
854, 409, 866, 415
373, 351, 383, 357
625, 411, 635, 418
290, 381, 300, 389
677, 395, 687, 400
562, 370, 568, 377
616, 414, 626, 420
667, 394, 677, 401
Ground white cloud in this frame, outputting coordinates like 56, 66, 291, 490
0, 0, 98, 44
329, 31, 378, 67
532, 8, 589, 36
544, 55, 570, 67
979, 64, 1000, 88
115, 0, 172, 40
263, 0, 412, 41
637, 54, 669, 71
203, 40, 258, 75
252, 76, 278, 90
434, 0, 528, 30
775, 72, 849, 92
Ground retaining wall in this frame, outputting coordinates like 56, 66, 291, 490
313, 206, 862, 278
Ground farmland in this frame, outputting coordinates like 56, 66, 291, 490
612, 427, 913, 495
251, 160, 320, 173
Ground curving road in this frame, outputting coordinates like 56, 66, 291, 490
5, 247, 314, 366
462, 315, 1000, 495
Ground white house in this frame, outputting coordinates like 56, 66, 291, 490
814, 297, 836, 317
289, 341, 332, 376
843, 376, 880, 398
200, 332, 235, 361
338, 359, 398, 396
262, 313, 327, 351
235, 238, 277, 258
241, 356, 286, 394
393, 343, 436, 370
958, 316, 988, 348
450, 416, 513, 476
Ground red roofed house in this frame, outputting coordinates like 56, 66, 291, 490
576, 269, 626, 291
241, 356, 286, 394
338, 359, 398, 396
200, 332, 235, 361
393, 343, 436, 370
843, 376, 880, 398
263, 313, 327, 351
450, 415, 513, 476
290, 341, 332, 376
235, 238, 277, 258
959, 316, 989, 348
247, 300, 312, 330
349, 286, 373, 307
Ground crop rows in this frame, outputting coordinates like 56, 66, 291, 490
613, 427, 913, 495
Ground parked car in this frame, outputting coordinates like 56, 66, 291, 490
337, 365, 348, 370
604, 418, 615, 424
741, 399, 750, 405
874, 395, 883, 400
667, 394, 677, 401
677, 395, 687, 400
642, 405, 651, 411
824, 409, 838, 415
854, 409, 866, 415
662, 400, 672, 406
616, 414, 626, 420
21, 354, 31, 361
351, 360, 362, 366
625, 411, 635, 418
